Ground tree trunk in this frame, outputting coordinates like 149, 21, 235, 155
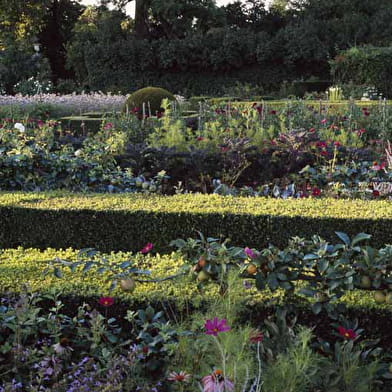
134, 0, 150, 38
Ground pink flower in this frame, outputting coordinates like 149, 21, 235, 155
103, 122, 113, 130
204, 318, 230, 336
202, 370, 234, 392
98, 297, 114, 307
308, 127, 316, 133
167, 370, 191, 383
372, 162, 386, 171
333, 141, 340, 147
140, 242, 153, 254
244, 247, 257, 259
321, 119, 327, 124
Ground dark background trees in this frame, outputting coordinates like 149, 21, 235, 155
1, 0, 392, 95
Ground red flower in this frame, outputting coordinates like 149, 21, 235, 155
312, 188, 321, 197
373, 190, 380, 197
269, 110, 277, 115
363, 111, 370, 117
249, 328, 263, 343
98, 297, 114, 307
196, 136, 204, 141
333, 141, 341, 147
320, 150, 328, 156
356, 128, 366, 136
316, 141, 327, 148
372, 162, 386, 171
204, 317, 230, 336
308, 127, 316, 133
320, 119, 327, 124
140, 242, 153, 254
338, 326, 357, 340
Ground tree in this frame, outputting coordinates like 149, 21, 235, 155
38, 0, 83, 82
111, 0, 222, 38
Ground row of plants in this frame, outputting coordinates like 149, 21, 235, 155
1, 231, 392, 391
1, 96, 391, 197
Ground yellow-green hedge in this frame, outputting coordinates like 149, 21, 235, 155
0, 192, 390, 252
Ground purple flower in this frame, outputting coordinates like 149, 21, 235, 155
244, 247, 257, 259
204, 318, 230, 336
140, 242, 153, 254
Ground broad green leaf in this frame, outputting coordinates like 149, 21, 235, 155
351, 232, 371, 246
335, 232, 350, 246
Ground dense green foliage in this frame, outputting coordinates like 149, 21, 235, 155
3, 0, 392, 95
331, 46, 392, 98
123, 86, 175, 114
0, 192, 390, 252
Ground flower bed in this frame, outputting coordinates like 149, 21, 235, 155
1, 233, 392, 391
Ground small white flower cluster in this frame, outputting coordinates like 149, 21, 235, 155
361, 86, 383, 101
174, 94, 186, 104
14, 123, 25, 132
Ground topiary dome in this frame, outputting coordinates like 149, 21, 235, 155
123, 86, 175, 115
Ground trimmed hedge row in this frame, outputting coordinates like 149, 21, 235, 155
0, 192, 391, 252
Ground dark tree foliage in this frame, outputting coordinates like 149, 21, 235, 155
3, 0, 392, 95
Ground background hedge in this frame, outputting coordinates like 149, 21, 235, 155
0, 192, 390, 252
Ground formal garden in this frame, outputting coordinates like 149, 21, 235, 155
1, 0, 392, 391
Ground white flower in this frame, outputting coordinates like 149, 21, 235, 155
14, 123, 25, 132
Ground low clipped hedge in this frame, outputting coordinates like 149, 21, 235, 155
0, 192, 391, 252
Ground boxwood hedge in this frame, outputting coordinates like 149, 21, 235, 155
0, 192, 390, 252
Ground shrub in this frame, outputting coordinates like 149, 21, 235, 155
123, 86, 175, 115
331, 46, 392, 98
0, 193, 390, 252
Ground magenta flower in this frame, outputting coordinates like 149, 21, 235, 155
140, 242, 153, 254
103, 122, 113, 130
98, 297, 114, 307
244, 247, 257, 259
204, 318, 230, 336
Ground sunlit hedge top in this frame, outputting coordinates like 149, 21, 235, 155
0, 192, 390, 220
